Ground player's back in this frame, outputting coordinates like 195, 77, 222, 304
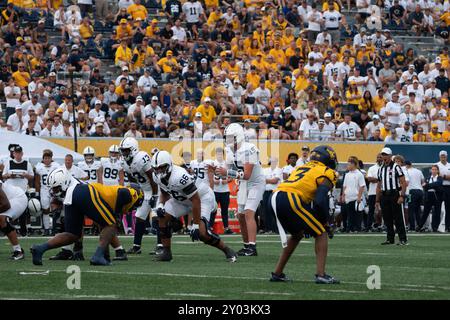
276, 161, 337, 203
0, 180, 25, 199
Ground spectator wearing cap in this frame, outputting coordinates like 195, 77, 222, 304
21, 94, 42, 115
156, 50, 180, 82
12, 63, 31, 90
336, 114, 362, 141
115, 39, 132, 67
127, 95, 146, 120
399, 104, 416, 126
155, 105, 171, 128
363, 114, 383, 139
265, 106, 284, 140
137, 68, 158, 96
243, 119, 257, 140
430, 100, 447, 133
427, 124, 443, 142
196, 97, 217, 125
183, 64, 202, 101
281, 107, 298, 140
299, 112, 318, 140
2, 145, 34, 200
116, 18, 133, 41
295, 146, 310, 166
88, 100, 106, 125
4, 78, 21, 119
6, 105, 24, 133
395, 121, 414, 142
436, 150, 450, 231
115, 66, 135, 86
227, 79, 244, 113
435, 20, 450, 45
311, 119, 332, 141
434, 67, 449, 95
322, 0, 342, 44
424, 79, 442, 104
144, 96, 162, 119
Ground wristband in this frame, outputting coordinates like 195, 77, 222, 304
191, 223, 199, 230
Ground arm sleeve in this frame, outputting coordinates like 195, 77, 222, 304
183, 182, 198, 199
313, 182, 332, 224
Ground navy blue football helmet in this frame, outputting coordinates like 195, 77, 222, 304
310, 145, 338, 170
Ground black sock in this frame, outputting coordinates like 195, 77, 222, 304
73, 240, 83, 252
133, 219, 146, 246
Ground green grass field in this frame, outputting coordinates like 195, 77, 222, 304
1, 234, 450, 300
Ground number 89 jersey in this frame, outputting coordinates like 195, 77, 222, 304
122, 151, 152, 192
276, 161, 337, 204
77, 160, 101, 183
100, 157, 123, 186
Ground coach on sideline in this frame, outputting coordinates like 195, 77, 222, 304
376, 147, 408, 246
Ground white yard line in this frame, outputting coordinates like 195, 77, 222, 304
244, 291, 295, 296
0, 291, 118, 299
319, 289, 368, 294
166, 293, 214, 297
393, 288, 437, 293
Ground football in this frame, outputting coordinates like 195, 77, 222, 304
27, 198, 42, 217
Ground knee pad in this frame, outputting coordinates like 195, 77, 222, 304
159, 226, 172, 239
0, 219, 15, 235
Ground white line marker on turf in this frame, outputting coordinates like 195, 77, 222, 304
394, 288, 437, 293
19, 270, 50, 276
166, 293, 214, 297
319, 289, 368, 294
245, 291, 294, 296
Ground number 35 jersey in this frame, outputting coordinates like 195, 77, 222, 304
77, 160, 102, 183
122, 151, 153, 192
276, 161, 337, 204
153, 165, 211, 203
100, 157, 123, 186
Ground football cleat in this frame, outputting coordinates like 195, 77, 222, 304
126, 245, 142, 254
315, 274, 340, 284
236, 244, 250, 256
30, 245, 44, 265
113, 249, 128, 261
224, 228, 234, 235
72, 250, 85, 261
270, 272, 292, 282
153, 248, 172, 262
49, 248, 73, 260
149, 245, 164, 256
397, 241, 409, 246
224, 247, 237, 263
381, 240, 394, 245
10, 249, 24, 261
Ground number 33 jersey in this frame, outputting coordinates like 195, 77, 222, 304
153, 165, 211, 203
122, 151, 153, 192
77, 160, 101, 183
100, 157, 123, 186
276, 161, 337, 203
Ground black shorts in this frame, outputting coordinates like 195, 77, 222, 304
270, 191, 326, 237
64, 184, 117, 237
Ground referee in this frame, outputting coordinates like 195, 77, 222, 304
376, 147, 408, 245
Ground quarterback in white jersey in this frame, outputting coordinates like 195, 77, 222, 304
151, 150, 236, 262
0, 179, 28, 260
35, 149, 60, 234
98, 145, 124, 186
190, 149, 215, 190
119, 137, 158, 254
77, 146, 101, 183
216, 123, 265, 256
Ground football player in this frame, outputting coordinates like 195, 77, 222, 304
269, 145, 340, 284
151, 151, 237, 262
98, 145, 125, 186
34, 149, 60, 235
0, 178, 28, 260
78, 146, 102, 183
190, 148, 215, 189
215, 123, 266, 256
119, 137, 159, 255
31, 168, 144, 266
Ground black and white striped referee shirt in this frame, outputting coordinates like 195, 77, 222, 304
377, 161, 404, 191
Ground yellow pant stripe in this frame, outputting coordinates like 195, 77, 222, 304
293, 194, 326, 233
91, 186, 116, 224
287, 193, 321, 235
88, 185, 114, 225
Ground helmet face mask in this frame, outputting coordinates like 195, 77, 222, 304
224, 123, 245, 151
119, 138, 139, 162
109, 145, 120, 162
151, 150, 173, 180
154, 164, 171, 180
84, 153, 94, 164
48, 168, 71, 201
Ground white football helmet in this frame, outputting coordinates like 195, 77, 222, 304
83, 146, 95, 164
150, 147, 159, 156
109, 144, 120, 162
151, 150, 172, 180
224, 123, 245, 149
119, 137, 139, 162
47, 168, 72, 200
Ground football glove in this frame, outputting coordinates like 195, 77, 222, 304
149, 195, 158, 208
190, 224, 200, 242
156, 205, 166, 218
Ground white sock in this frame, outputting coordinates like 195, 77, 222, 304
249, 242, 256, 246
13, 245, 21, 252
62, 245, 72, 251
43, 214, 50, 229
114, 246, 123, 251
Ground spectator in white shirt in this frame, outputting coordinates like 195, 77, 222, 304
88, 99, 106, 123
385, 92, 402, 128
366, 154, 383, 230
299, 113, 319, 140
336, 114, 361, 141
263, 157, 283, 233
124, 120, 143, 138
315, 30, 332, 46
4, 78, 21, 119
6, 106, 24, 133
399, 104, 416, 126
243, 119, 257, 141
137, 68, 158, 94
404, 160, 425, 231
306, 3, 321, 42
395, 121, 414, 142
363, 114, 384, 139
423, 79, 442, 105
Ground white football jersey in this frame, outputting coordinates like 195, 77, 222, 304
225, 142, 265, 186
153, 165, 210, 203
122, 151, 153, 192
100, 157, 124, 186
190, 159, 214, 190
35, 162, 61, 190
395, 127, 413, 143
0, 179, 25, 200
77, 160, 102, 183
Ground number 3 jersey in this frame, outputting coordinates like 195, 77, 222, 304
276, 161, 337, 204
122, 151, 153, 193
153, 165, 211, 203
77, 160, 101, 183
100, 157, 123, 186
35, 162, 61, 191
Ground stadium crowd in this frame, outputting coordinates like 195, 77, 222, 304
0, 0, 449, 142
